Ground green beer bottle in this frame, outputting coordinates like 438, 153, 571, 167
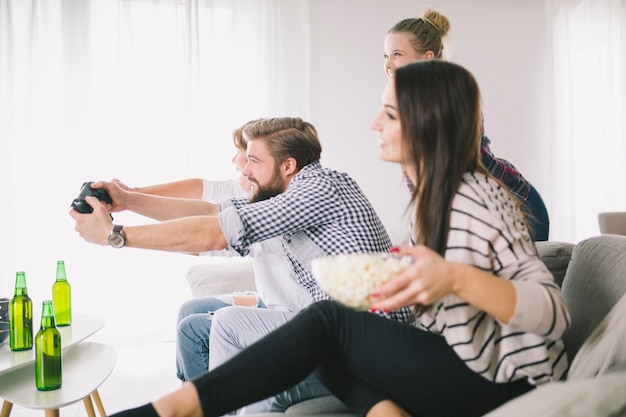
52, 261, 72, 326
35, 300, 62, 391
9, 271, 33, 351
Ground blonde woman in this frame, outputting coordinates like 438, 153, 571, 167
384, 7, 550, 241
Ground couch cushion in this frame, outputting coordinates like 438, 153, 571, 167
560, 235, 626, 363
186, 258, 256, 298
285, 395, 355, 416
535, 241, 574, 287
567, 293, 626, 379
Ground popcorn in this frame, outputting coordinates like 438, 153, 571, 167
311, 253, 413, 310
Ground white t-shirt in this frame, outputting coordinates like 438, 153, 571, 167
201, 179, 248, 202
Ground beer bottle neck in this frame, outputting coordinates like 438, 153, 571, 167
14, 272, 28, 296
56, 261, 67, 281
41, 301, 56, 328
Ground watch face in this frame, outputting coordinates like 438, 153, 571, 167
108, 233, 125, 248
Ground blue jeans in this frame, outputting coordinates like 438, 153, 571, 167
177, 299, 330, 414
176, 294, 267, 381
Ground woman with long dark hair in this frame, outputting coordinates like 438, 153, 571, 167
111, 60, 569, 417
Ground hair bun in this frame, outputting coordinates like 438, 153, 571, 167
422, 6, 450, 36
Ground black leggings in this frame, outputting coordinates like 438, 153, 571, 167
193, 300, 533, 417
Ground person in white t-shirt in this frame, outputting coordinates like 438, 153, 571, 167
107, 120, 321, 413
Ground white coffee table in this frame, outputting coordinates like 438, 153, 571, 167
0, 314, 116, 417
0, 314, 105, 375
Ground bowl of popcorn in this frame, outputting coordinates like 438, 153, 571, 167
311, 253, 413, 310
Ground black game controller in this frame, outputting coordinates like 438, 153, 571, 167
71, 181, 113, 214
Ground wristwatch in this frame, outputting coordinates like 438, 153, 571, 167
108, 224, 125, 248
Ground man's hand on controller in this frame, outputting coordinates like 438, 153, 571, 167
69, 196, 114, 246
90, 180, 128, 213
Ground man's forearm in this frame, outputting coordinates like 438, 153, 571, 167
123, 216, 228, 253
124, 192, 218, 221
134, 179, 204, 199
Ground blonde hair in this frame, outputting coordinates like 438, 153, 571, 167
387, 6, 451, 59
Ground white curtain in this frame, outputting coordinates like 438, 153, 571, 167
0, 0, 310, 343
548, 0, 625, 243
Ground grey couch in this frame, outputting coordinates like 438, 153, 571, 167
187, 235, 626, 416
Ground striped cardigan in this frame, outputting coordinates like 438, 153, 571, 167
417, 172, 570, 385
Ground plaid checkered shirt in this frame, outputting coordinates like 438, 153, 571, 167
218, 161, 413, 323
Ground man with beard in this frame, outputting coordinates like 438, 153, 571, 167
70, 117, 411, 413
104, 119, 313, 386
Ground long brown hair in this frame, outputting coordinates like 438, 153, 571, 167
395, 60, 483, 256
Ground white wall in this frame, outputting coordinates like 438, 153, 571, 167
1, 1, 560, 346
309, 0, 555, 239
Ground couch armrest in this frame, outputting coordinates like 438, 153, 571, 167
186, 258, 256, 298
560, 235, 626, 362
483, 371, 626, 417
